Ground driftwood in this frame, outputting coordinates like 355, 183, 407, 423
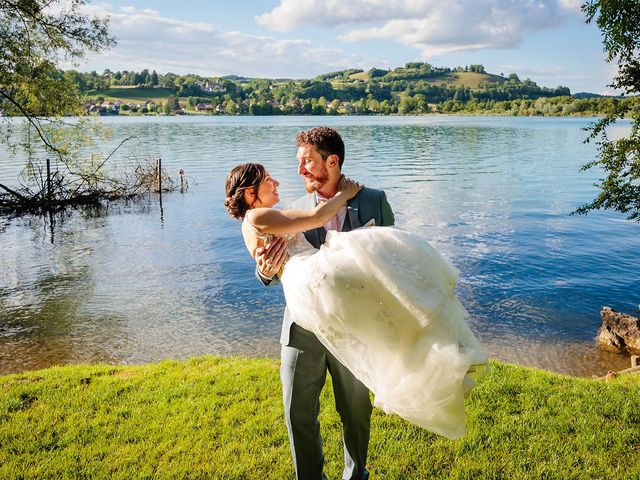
597, 306, 640, 354
0, 154, 184, 216
600, 365, 640, 381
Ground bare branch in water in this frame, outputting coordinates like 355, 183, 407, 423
0, 136, 187, 215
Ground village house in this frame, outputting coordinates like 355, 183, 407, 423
201, 81, 226, 93
195, 103, 214, 112
87, 103, 105, 114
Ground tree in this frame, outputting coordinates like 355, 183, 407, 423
0, 0, 115, 154
575, 1, 640, 221
160, 72, 178, 89
398, 96, 415, 114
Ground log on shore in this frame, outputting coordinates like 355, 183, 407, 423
598, 306, 640, 354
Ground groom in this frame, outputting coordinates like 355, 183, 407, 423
255, 127, 394, 480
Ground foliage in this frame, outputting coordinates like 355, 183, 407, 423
0, 0, 115, 153
76, 63, 576, 117
576, 0, 640, 221
0, 2, 177, 215
0, 358, 639, 479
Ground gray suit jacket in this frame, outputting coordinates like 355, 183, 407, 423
256, 187, 395, 345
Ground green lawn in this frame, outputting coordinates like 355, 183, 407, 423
1, 357, 638, 479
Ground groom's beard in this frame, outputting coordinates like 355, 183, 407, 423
303, 167, 329, 193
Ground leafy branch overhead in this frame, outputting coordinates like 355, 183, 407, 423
0, 2, 184, 215
0, 0, 115, 152
576, 0, 640, 221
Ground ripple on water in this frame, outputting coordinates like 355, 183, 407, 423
0, 116, 637, 376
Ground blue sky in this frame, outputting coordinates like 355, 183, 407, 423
78, 1, 616, 94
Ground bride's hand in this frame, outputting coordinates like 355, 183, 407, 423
338, 175, 363, 200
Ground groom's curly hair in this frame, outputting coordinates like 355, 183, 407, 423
296, 127, 345, 168
225, 163, 267, 219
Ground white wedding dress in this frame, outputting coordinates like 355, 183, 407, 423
253, 223, 487, 439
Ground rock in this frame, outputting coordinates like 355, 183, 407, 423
598, 306, 640, 354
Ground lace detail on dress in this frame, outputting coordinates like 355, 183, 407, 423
243, 219, 316, 268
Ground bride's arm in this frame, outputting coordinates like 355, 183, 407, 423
246, 179, 360, 236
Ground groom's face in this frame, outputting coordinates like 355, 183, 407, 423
297, 144, 329, 193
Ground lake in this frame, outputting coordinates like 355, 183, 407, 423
0, 115, 638, 377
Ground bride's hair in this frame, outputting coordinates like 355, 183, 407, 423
225, 163, 267, 219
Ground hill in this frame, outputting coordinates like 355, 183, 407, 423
69, 62, 636, 116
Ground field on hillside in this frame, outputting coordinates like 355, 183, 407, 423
345, 71, 507, 90
84, 87, 177, 102
349, 71, 370, 81
451, 72, 507, 88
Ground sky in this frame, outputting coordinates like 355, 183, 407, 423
75, 0, 618, 95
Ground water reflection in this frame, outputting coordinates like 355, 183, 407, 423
0, 116, 638, 377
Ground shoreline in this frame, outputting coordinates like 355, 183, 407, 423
0, 334, 633, 379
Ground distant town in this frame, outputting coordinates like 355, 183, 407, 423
26, 63, 640, 117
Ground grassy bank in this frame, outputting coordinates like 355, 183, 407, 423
1, 357, 639, 479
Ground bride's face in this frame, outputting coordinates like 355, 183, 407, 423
252, 171, 280, 208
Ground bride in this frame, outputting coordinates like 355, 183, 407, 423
224, 162, 487, 439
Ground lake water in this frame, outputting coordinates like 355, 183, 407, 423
0, 115, 638, 377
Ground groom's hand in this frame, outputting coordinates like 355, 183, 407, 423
256, 237, 287, 278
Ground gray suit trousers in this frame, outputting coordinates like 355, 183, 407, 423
281, 324, 372, 480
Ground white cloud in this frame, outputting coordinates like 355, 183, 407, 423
558, 0, 583, 12
256, 0, 432, 31
73, 5, 369, 78
258, 0, 583, 57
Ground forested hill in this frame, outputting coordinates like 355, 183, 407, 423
64, 61, 632, 116
315, 63, 568, 98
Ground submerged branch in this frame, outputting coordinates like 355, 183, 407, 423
0, 138, 188, 216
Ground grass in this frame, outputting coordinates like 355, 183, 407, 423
349, 71, 371, 81
450, 72, 506, 89
1, 357, 639, 479
84, 87, 177, 103
345, 71, 507, 90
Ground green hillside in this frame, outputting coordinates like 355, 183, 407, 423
441, 71, 507, 89
348, 70, 506, 90
71, 62, 608, 116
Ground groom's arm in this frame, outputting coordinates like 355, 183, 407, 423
379, 190, 395, 227
255, 267, 279, 286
